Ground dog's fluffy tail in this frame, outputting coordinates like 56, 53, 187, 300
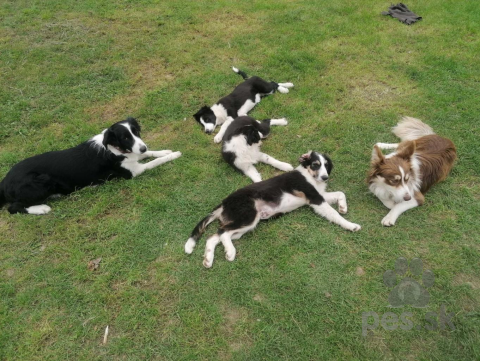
232, 66, 248, 80
392, 116, 435, 141
184, 205, 222, 254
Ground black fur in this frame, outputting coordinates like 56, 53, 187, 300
222, 116, 272, 169
193, 68, 281, 133
0, 118, 142, 214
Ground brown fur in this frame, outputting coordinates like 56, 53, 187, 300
368, 135, 456, 194
414, 135, 456, 193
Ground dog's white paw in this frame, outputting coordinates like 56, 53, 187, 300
185, 238, 196, 254
271, 118, 288, 126
214, 134, 223, 143
338, 204, 348, 214
381, 213, 397, 227
168, 151, 182, 160
225, 248, 236, 262
203, 257, 213, 268
279, 82, 294, 88
278, 163, 294, 172
348, 223, 362, 232
277, 86, 289, 94
26, 204, 51, 215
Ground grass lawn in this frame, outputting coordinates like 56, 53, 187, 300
1, 0, 479, 359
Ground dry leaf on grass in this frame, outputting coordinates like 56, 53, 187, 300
88, 257, 102, 271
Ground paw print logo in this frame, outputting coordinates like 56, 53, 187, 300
383, 257, 434, 308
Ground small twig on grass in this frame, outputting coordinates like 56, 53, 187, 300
103, 325, 109, 344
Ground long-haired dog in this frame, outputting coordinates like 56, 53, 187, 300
185, 151, 361, 268
0, 117, 182, 214
368, 117, 456, 226
193, 67, 293, 139
221, 116, 293, 182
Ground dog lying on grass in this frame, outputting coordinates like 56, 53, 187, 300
0, 117, 181, 214
193, 67, 293, 138
221, 116, 293, 182
368, 117, 456, 226
185, 151, 361, 268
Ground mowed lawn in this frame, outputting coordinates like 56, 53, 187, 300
1, 0, 479, 360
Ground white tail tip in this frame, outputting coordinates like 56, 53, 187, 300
232, 66, 239, 73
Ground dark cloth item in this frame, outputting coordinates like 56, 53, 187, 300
382, 3, 422, 25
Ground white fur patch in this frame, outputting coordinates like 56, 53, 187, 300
26, 205, 52, 215
185, 238, 196, 254
237, 99, 256, 116
211, 103, 228, 125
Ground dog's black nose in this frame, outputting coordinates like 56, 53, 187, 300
321, 175, 329, 181
140, 146, 147, 153
403, 194, 411, 201
205, 130, 213, 134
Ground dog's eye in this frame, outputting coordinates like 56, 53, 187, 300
311, 164, 320, 170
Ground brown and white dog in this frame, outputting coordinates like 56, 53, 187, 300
368, 117, 456, 226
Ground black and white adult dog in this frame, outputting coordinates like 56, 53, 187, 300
0, 117, 181, 215
193, 67, 294, 140
222, 116, 293, 182
185, 151, 361, 268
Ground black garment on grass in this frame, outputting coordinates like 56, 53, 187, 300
382, 3, 422, 25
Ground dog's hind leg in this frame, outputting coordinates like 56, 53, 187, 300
269, 118, 288, 126
251, 77, 292, 95
258, 152, 293, 172
203, 234, 220, 268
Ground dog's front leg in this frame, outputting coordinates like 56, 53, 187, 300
323, 191, 348, 214
214, 117, 234, 143
122, 151, 182, 177
376, 143, 399, 150
137, 150, 173, 160
258, 152, 293, 172
310, 203, 361, 231
238, 164, 262, 183
381, 199, 419, 226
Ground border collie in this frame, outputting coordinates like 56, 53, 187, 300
185, 151, 361, 268
221, 115, 293, 182
193, 67, 294, 138
368, 117, 456, 226
0, 117, 182, 215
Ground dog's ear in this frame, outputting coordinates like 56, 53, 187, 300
298, 151, 312, 166
126, 117, 141, 133
323, 154, 333, 174
193, 106, 208, 121
371, 145, 385, 163
245, 126, 261, 145
103, 128, 117, 148
397, 141, 416, 160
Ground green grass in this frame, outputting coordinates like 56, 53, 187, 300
1, 0, 479, 359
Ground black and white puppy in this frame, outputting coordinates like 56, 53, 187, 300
221, 116, 293, 182
0, 117, 181, 215
193, 67, 294, 139
185, 151, 361, 268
